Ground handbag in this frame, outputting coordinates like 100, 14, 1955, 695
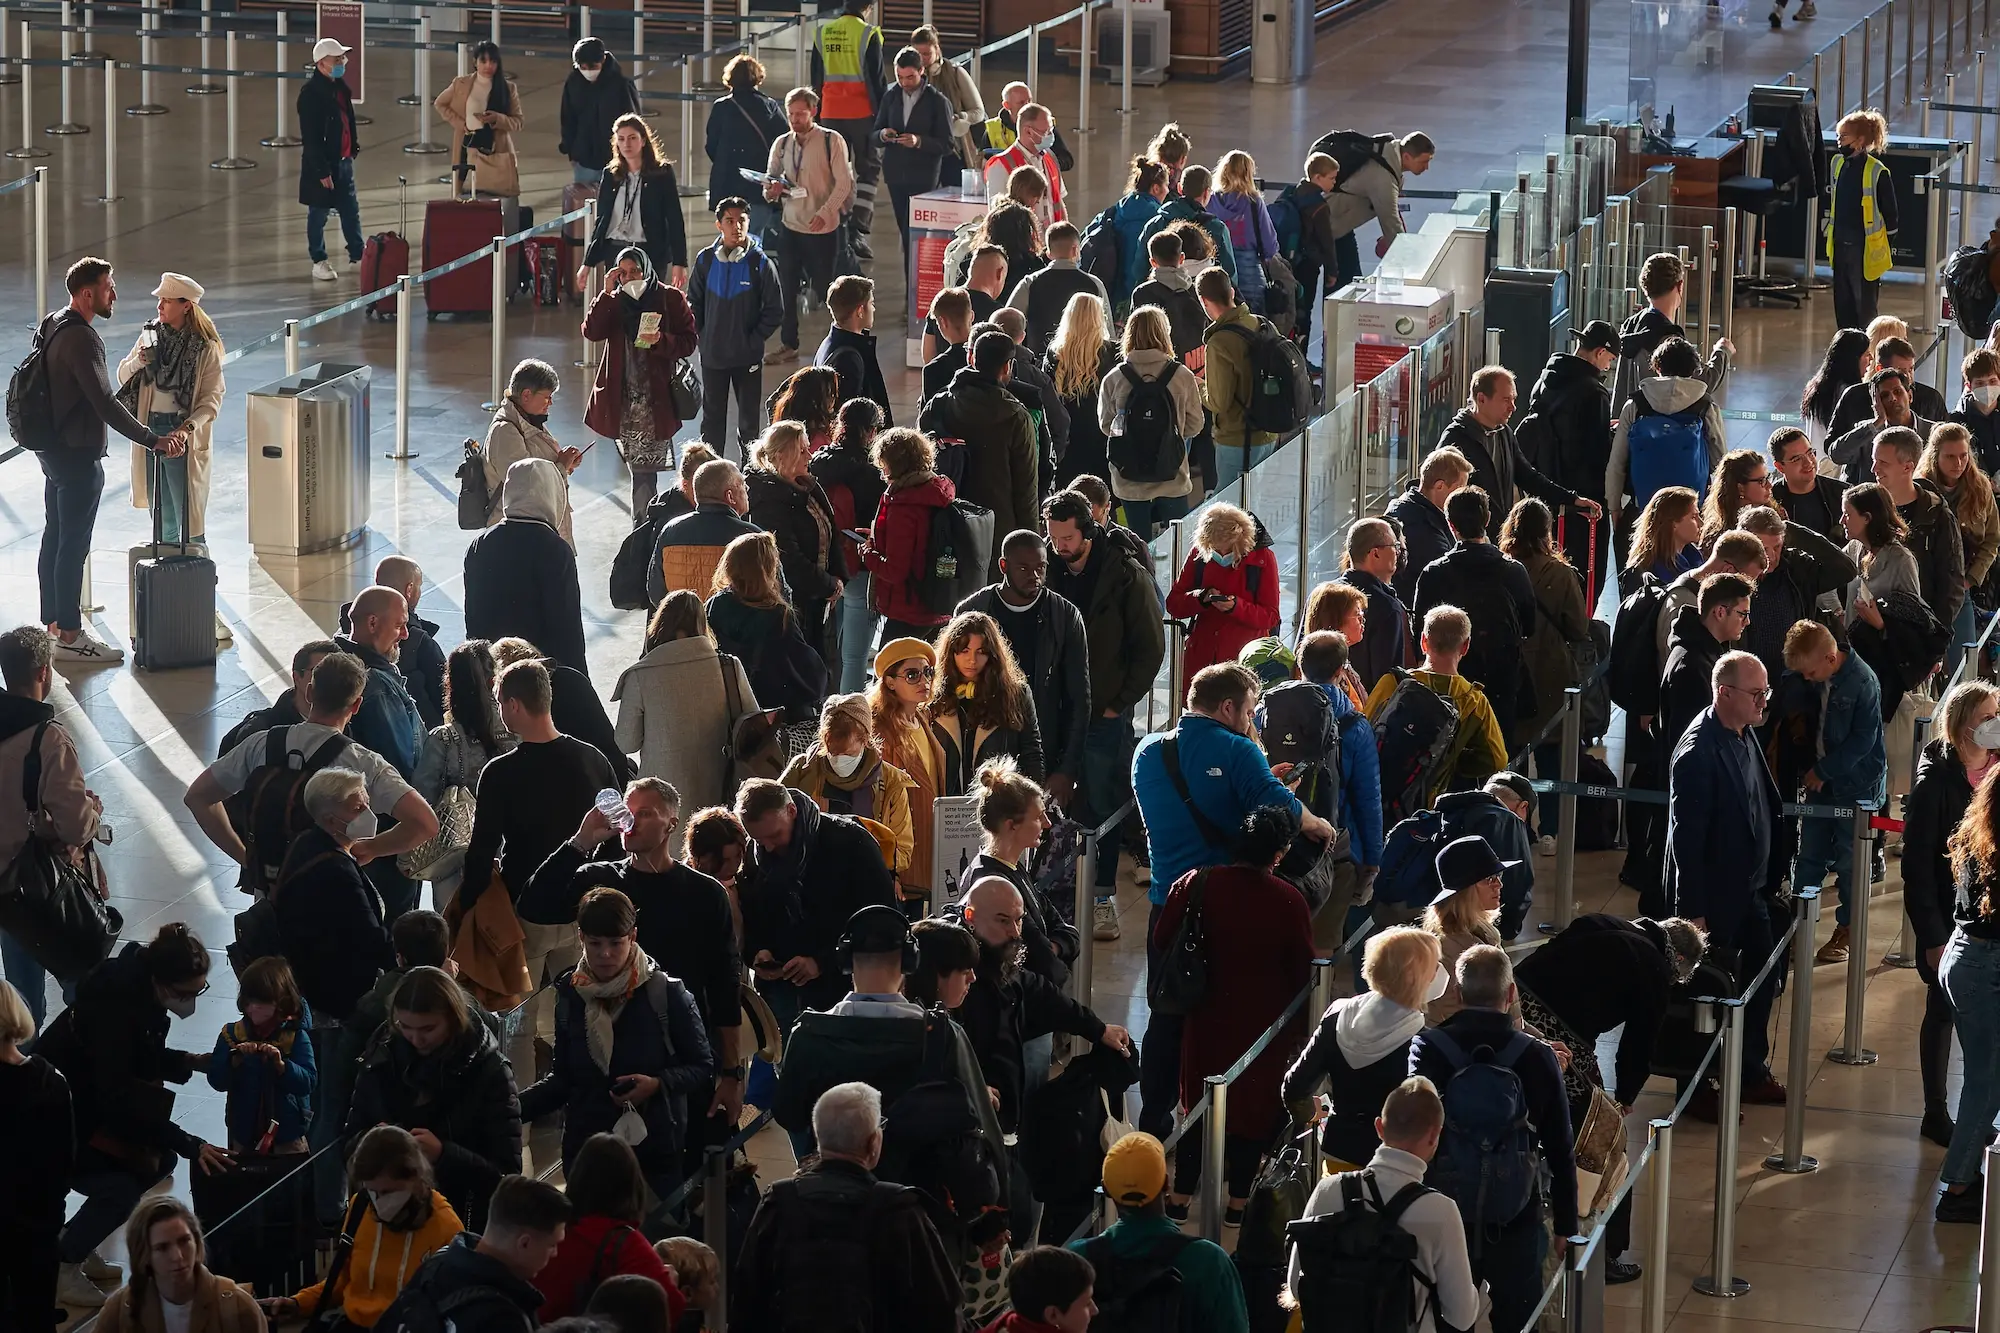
0, 721, 122, 982
1233, 1130, 1314, 1268
397, 783, 476, 880
669, 357, 702, 422
455, 438, 492, 530
1099, 1086, 1136, 1152
1573, 1085, 1630, 1217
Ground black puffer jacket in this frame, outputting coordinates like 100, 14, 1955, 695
345, 1015, 523, 1229
1523, 352, 1614, 502
809, 436, 888, 580
1384, 483, 1455, 607
1900, 480, 1970, 629
559, 54, 642, 171
746, 465, 842, 606
1905, 736, 1975, 961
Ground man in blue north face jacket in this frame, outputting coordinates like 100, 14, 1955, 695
689, 197, 783, 457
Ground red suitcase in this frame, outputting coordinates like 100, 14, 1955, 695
423, 196, 505, 319
361, 178, 412, 321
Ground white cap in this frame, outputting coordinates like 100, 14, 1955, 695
312, 37, 350, 64
151, 272, 204, 303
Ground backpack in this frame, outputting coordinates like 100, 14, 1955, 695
1606, 575, 1670, 715
242, 727, 354, 896
1513, 410, 1557, 475
1945, 245, 2000, 340
1424, 1028, 1540, 1252
1268, 182, 1328, 270
1286, 1170, 1440, 1333
1574, 748, 1623, 851
1080, 1230, 1200, 1333
379, 1281, 528, 1333
1311, 129, 1398, 187
609, 490, 681, 611
455, 438, 492, 530
1147, 865, 1211, 1017
1371, 669, 1460, 824
1460, 583, 1525, 696
1109, 363, 1187, 483
1625, 395, 1712, 509
1079, 204, 1122, 290
1215, 318, 1315, 436
764, 1171, 903, 1333
1373, 807, 1449, 908
1261, 680, 1340, 772
920, 499, 994, 614
6, 312, 76, 453
875, 1011, 1006, 1247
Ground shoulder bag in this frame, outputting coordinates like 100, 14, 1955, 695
0, 721, 122, 982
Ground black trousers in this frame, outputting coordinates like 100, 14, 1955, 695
1918, 940, 1956, 1111
1140, 900, 1183, 1139
1334, 231, 1363, 289
700, 363, 763, 457
1831, 235, 1880, 331
777, 227, 840, 351
1472, 1201, 1550, 1333
0, 1234, 59, 1333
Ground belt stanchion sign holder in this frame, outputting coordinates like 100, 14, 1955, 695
128, 0, 165, 115
6, 21, 51, 158
404, 15, 444, 155
262, 10, 299, 148
0, 5, 16, 89
95, 56, 116, 201
188, 0, 221, 94
211, 31, 258, 170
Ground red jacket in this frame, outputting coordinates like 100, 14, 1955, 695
582, 282, 699, 441
866, 472, 956, 625
1165, 547, 1282, 672
531, 1213, 687, 1324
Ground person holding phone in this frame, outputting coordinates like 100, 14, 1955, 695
435, 40, 525, 217
872, 46, 954, 263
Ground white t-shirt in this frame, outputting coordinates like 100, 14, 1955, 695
208, 723, 415, 816
159, 1294, 193, 1333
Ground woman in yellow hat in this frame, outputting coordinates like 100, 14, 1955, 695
116, 272, 224, 550
868, 636, 945, 914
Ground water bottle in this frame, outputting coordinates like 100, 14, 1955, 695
594, 788, 633, 833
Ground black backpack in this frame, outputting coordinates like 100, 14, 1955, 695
1606, 574, 1671, 715
875, 1010, 1006, 1248
1110, 363, 1187, 483
609, 491, 681, 610
1261, 679, 1339, 772
1287, 1170, 1440, 1333
1371, 668, 1460, 824
6, 311, 76, 453
764, 1165, 907, 1333
1310, 129, 1397, 186
920, 498, 995, 614
1080, 204, 1122, 289
242, 727, 353, 896
1215, 318, 1315, 436
378, 1280, 529, 1333
1081, 1230, 1200, 1333
1424, 1028, 1540, 1254
1461, 582, 1526, 692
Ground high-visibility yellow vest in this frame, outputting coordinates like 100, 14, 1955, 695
982, 114, 1018, 154
815, 15, 878, 121
1826, 152, 1893, 282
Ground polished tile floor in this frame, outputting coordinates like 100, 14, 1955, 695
1, 0, 1988, 1323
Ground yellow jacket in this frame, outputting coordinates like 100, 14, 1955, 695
1363, 668, 1508, 801
780, 746, 917, 876
294, 1190, 465, 1327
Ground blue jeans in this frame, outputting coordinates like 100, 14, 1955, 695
146, 411, 194, 545
306, 158, 364, 264
839, 575, 880, 693
37, 447, 104, 632
1211, 439, 1278, 493
1795, 814, 1858, 926
571, 161, 600, 184
1951, 597, 1981, 680
1941, 929, 2000, 1184
1232, 243, 1266, 314
1118, 492, 1190, 542
0, 930, 73, 1032
1083, 711, 1136, 896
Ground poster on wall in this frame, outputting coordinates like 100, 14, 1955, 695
905, 189, 993, 368
318, 1, 364, 103
929, 795, 983, 917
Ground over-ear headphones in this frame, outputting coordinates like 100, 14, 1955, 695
835, 903, 919, 976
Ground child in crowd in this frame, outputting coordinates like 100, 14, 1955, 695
657, 1237, 721, 1333
205, 955, 316, 1155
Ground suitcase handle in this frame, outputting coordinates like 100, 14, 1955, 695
149, 437, 192, 558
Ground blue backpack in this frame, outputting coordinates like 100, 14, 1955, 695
1079, 205, 1122, 291
1267, 182, 1325, 269
1424, 1028, 1540, 1253
1625, 396, 1711, 509
1373, 807, 1447, 908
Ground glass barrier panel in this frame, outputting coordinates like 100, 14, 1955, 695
1627, 0, 1769, 140
1245, 432, 1306, 640
1303, 394, 1361, 597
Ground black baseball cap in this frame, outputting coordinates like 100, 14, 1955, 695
1429, 834, 1518, 905
1573, 320, 1620, 354
844, 904, 916, 956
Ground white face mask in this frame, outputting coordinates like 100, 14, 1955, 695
1423, 962, 1451, 1004
163, 991, 199, 1019
347, 808, 378, 842
622, 279, 648, 300
1975, 385, 2000, 410
579, 66, 602, 82
1975, 717, 2000, 749
370, 1188, 415, 1222
829, 751, 864, 778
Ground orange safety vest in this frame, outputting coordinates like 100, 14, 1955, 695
815, 15, 878, 122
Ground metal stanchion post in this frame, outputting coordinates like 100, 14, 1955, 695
1830, 805, 1880, 1063
1642, 1119, 1673, 1333
486, 235, 507, 410
261, 11, 297, 144
188, 0, 220, 94
1073, 831, 1097, 1013
490, 0, 500, 44
580, 2, 591, 41
1767, 888, 1823, 1173
33, 164, 47, 312
1122, 0, 1133, 114
1694, 1001, 1751, 1298
389, 276, 417, 460
1202, 1077, 1228, 1241
1925, 174, 1944, 331
406, 18, 445, 154
211, 32, 256, 169
1839, 32, 1849, 111
633, 0, 646, 102
129, 0, 165, 114
1863, 17, 1873, 103
1930, 0, 1939, 91
1077, 4, 1093, 134
680, 60, 692, 186
94, 57, 116, 201
0, 6, 13, 89
1697, 223, 1715, 347
1542, 689, 1582, 935
1294, 424, 1312, 630
6, 22, 48, 157
1309, 956, 1336, 1025
1722, 206, 1738, 345
1924, 94, 1935, 135
703, 1146, 730, 1332
48, 1, 87, 135
1027, 21, 1040, 95
1974, 53, 1989, 209
703, 0, 713, 86
283, 319, 300, 375
399, 18, 421, 106
795, 16, 808, 92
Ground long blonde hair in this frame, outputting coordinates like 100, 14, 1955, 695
1423, 887, 1501, 945
1216, 150, 1258, 197
184, 303, 220, 347
1919, 421, 1998, 533
752, 420, 809, 474
1048, 292, 1110, 399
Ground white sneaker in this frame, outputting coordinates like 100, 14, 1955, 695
1537, 834, 1558, 857
58, 1264, 109, 1308
215, 613, 233, 645
53, 628, 124, 665
1093, 899, 1121, 941
79, 1253, 123, 1285
1795, 2, 1817, 16
311, 259, 338, 281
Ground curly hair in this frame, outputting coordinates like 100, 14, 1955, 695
1699, 449, 1769, 549
931, 611, 1030, 732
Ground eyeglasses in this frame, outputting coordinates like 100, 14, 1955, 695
1722, 683, 1772, 703
1727, 606, 1752, 621
1745, 474, 1770, 487
896, 666, 936, 683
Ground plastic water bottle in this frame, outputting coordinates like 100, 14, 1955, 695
594, 788, 633, 833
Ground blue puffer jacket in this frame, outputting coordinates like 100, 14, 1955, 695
1134, 712, 1302, 905
207, 1005, 317, 1148
689, 238, 783, 370
1321, 683, 1385, 868
1107, 190, 1162, 305
1809, 649, 1887, 801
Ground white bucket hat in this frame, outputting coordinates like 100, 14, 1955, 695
151, 272, 204, 303
311, 37, 351, 64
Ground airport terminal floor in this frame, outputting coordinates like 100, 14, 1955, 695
0, 0, 1989, 1326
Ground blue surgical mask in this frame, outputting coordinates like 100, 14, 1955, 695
1210, 552, 1238, 567
330, 60, 347, 79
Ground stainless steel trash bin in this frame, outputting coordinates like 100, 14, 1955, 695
1251, 0, 1311, 84
246, 363, 373, 558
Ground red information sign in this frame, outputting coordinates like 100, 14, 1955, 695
317, 1, 364, 103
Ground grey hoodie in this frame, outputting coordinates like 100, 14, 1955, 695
1605, 374, 1729, 514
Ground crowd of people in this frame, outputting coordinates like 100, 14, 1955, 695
13, 10, 2000, 1330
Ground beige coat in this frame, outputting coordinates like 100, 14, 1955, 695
118, 333, 224, 539
483, 399, 573, 544
434, 73, 524, 197
96, 1267, 267, 1333
613, 636, 759, 855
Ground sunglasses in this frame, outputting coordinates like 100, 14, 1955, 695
896, 666, 936, 683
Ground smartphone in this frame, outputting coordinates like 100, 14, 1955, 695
612, 1075, 641, 1095
840, 528, 869, 543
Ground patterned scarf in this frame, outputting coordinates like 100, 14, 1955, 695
117, 319, 203, 418
570, 946, 660, 1073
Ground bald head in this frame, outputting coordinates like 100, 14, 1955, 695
964, 876, 1024, 947
374, 556, 423, 610
348, 586, 409, 659
993, 307, 1027, 343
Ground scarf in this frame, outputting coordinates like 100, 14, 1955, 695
118, 319, 203, 417
571, 947, 660, 1073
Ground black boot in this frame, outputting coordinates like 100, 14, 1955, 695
1922, 1103, 1956, 1147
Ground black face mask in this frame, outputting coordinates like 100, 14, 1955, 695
514, 400, 549, 429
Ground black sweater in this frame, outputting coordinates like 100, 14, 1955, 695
273, 827, 396, 1021
461, 736, 618, 907
1905, 738, 1975, 955
1512, 913, 1677, 1105
1281, 1013, 1412, 1166
0, 1054, 73, 1235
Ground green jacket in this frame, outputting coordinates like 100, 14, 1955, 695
1069, 1211, 1248, 1333
1136, 194, 1237, 283
1048, 535, 1164, 717
1202, 301, 1277, 451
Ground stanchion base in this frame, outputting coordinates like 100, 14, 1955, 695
396, 94, 421, 106
94, 193, 121, 203
1694, 1276, 1752, 1298
4, 146, 53, 158
1826, 1047, 1879, 1066
260, 134, 302, 147
44, 123, 90, 136
209, 156, 258, 170
353, 114, 372, 125
479, 400, 499, 412
1762, 1151, 1820, 1174
76, 48, 108, 61
1882, 952, 1918, 969
126, 104, 170, 116
403, 141, 448, 155
184, 83, 223, 96
384, 450, 420, 460
0, 73, 21, 86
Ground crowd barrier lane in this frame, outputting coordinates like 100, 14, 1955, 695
1068, 795, 1135, 1035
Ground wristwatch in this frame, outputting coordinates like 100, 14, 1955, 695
719, 1065, 747, 1081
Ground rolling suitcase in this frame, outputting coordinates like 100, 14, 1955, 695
424, 149, 505, 320
361, 176, 412, 320
133, 473, 217, 671
562, 179, 598, 245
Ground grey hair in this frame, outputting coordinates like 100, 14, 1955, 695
0, 625, 54, 692
1712, 649, 1764, 691
303, 766, 368, 825
812, 1081, 883, 1158
1659, 917, 1708, 981
1734, 505, 1786, 538
1345, 517, 1396, 566
1456, 943, 1513, 1010
507, 358, 560, 397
